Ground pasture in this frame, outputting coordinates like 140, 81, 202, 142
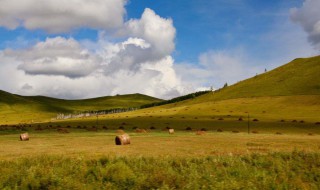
1, 128, 320, 189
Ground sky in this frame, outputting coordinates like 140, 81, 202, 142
0, 0, 319, 100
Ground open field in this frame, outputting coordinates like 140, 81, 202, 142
1, 131, 320, 160
1, 130, 320, 189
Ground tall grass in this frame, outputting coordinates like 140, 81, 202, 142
1, 151, 319, 189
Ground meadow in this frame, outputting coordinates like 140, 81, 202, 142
1, 128, 320, 189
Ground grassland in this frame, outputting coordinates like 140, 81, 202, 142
1, 56, 320, 189
0, 130, 320, 189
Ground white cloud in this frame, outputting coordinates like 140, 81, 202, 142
290, 0, 320, 50
0, 9, 191, 100
5, 37, 100, 78
122, 8, 176, 59
175, 48, 262, 90
0, 0, 126, 33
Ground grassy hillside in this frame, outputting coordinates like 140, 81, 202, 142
0, 91, 162, 124
201, 56, 320, 101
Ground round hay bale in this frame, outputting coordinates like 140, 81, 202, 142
135, 128, 147, 133
115, 133, 130, 145
196, 131, 206, 135
217, 128, 223, 132
20, 133, 29, 141
168, 128, 174, 134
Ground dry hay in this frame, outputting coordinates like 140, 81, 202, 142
315, 122, 320, 125
252, 119, 259, 122
238, 117, 243, 121
185, 127, 192, 131
251, 131, 259, 134
217, 129, 223, 132
275, 132, 283, 135
292, 120, 297, 122
168, 129, 174, 134
118, 126, 125, 130
200, 128, 207, 131
20, 133, 29, 141
116, 129, 125, 134
57, 128, 69, 133
308, 133, 314, 136
299, 120, 305, 123
232, 130, 240, 133
150, 126, 156, 130
218, 118, 224, 121
115, 133, 131, 145
135, 128, 147, 133
280, 120, 285, 122
195, 131, 206, 135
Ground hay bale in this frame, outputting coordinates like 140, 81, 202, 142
150, 126, 156, 130
252, 119, 259, 122
20, 133, 29, 141
238, 117, 243, 121
185, 127, 192, 131
315, 122, 320, 125
135, 128, 147, 133
196, 131, 206, 135
200, 128, 207, 131
217, 129, 223, 132
232, 130, 240, 133
168, 129, 174, 134
251, 131, 259, 134
115, 133, 130, 145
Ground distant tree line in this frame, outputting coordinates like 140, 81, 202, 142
140, 90, 211, 109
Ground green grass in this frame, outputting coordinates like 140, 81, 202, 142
0, 151, 319, 189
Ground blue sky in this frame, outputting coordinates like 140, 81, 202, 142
0, 0, 318, 99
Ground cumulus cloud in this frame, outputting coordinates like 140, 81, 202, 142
0, 8, 190, 99
121, 8, 176, 59
290, 0, 320, 50
0, 0, 126, 33
5, 37, 100, 78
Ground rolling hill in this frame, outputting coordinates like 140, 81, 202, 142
92, 55, 320, 127
0, 91, 162, 124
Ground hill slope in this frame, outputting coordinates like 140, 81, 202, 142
94, 56, 320, 125
200, 55, 320, 102
0, 91, 162, 124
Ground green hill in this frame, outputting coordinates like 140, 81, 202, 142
103, 56, 320, 125
199, 55, 320, 102
0, 91, 162, 124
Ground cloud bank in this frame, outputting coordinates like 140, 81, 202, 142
0, 8, 187, 99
